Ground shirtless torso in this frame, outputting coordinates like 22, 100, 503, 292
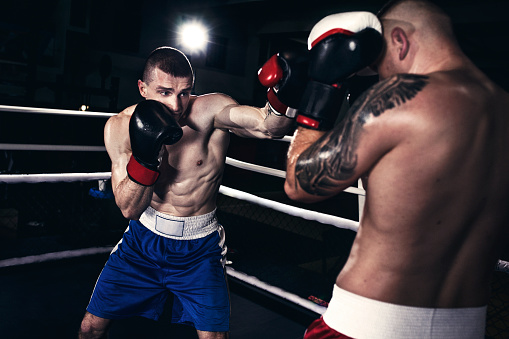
336, 67, 509, 308
105, 70, 291, 220
106, 94, 230, 218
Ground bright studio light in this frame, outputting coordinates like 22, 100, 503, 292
179, 21, 209, 52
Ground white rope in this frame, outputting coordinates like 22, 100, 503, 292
0, 247, 113, 268
0, 246, 326, 315
0, 172, 111, 183
0, 171, 358, 230
0, 104, 506, 317
226, 266, 326, 315
219, 185, 359, 232
224, 157, 365, 196
0, 105, 115, 118
277, 135, 294, 143
0, 144, 106, 152
226, 157, 286, 178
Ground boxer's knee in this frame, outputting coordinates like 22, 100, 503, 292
78, 312, 110, 339
196, 330, 229, 339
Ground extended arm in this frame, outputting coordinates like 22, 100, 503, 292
215, 51, 309, 139
215, 99, 294, 139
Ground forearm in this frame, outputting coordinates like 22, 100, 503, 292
223, 103, 293, 139
113, 176, 154, 220
261, 104, 294, 138
284, 127, 326, 202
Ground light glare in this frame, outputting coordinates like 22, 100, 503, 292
179, 22, 208, 52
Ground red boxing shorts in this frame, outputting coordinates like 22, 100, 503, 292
319, 285, 487, 338
304, 317, 353, 339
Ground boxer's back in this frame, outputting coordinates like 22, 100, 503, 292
337, 66, 509, 308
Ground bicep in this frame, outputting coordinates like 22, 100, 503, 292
215, 102, 269, 138
294, 107, 393, 199
292, 74, 427, 199
104, 116, 131, 193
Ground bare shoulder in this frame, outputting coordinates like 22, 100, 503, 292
106, 104, 135, 128
185, 93, 239, 131
359, 71, 479, 124
351, 73, 431, 126
104, 105, 135, 155
191, 93, 238, 114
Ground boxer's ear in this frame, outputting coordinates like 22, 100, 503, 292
391, 27, 409, 60
138, 79, 148, 98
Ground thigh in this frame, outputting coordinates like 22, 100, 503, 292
87, 222, 168, 320
166, 229, 230, 332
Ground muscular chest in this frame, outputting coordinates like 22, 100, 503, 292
159, 126, 228, 176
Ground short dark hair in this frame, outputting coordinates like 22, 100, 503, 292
142, 47, 194, 83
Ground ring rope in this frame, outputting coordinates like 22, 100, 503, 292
0, 172, 359, 231
226, 266, 327, 314
1, 171, 507, 274
0, 144, 106, 152
0, 245, 327, 315
0, 142, 365, 196
0, 172, 111, 183
1, 104, 507, 319
275, 135, 294, 143
0, 105, 115, 118
219, 185, 360, 232
225, 157, 286, 178
0, 247, 113, 268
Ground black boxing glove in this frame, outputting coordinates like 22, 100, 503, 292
258, 51, 309, 118
126, 100, 183, 186
297, 12, 383, 130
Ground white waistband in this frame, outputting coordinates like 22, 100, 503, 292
138, 206, 219, 240
323, 285, 486, 339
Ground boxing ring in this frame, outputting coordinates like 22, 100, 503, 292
0, 104, 508, 338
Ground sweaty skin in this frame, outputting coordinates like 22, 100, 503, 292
285, 9, 509, 308
105, 68, 292, 221
96, 68, 292, 339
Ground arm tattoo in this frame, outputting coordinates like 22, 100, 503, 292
295, 74, 429, 196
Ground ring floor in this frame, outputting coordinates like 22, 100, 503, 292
0, 254, 316, 339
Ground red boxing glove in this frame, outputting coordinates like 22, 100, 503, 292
258, 52, 309, 117
126, 155, 160, 186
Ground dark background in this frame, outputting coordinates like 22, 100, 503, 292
1, 0, 508, 112
1, 2, 509, 337
1, 0, 509, 174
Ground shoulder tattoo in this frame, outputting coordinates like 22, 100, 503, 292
295, 74, 429, 196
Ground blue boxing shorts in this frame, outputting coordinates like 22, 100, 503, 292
86, 207, 230, 332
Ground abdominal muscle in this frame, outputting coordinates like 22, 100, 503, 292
148, 143, 226, 218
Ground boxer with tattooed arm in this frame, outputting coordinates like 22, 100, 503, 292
285, 2, 509, 338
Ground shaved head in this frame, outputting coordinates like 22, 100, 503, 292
142, 47, 194, 84
377, 0, 456, 43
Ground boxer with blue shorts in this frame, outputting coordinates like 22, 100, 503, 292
79, 45, 295, 338
87, 207, 229, 332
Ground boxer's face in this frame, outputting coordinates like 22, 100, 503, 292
138, 68, 193, 122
